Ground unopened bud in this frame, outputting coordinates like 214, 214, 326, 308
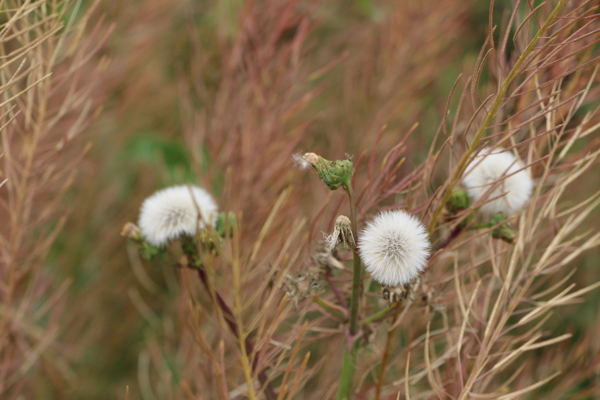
121, 222, 142, 240
302, 152, 353, 191
445, 190, 473, 227
121, 222, 165, 262
490, 213, 516, 244
446, 190, 471, 215
216, 212, 237, 238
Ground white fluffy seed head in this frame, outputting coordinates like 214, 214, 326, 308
359, 210, 430, 287
462, 147, 533, 215
138, 185, 218, 247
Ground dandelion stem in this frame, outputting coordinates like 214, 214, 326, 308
336, 181, 362, 399
338, 347, 358, 400
312, 296, 347, 322
345, 182, 362, 336
359, 302, 400, 326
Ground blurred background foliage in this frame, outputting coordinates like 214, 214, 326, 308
10, 0, 597, 398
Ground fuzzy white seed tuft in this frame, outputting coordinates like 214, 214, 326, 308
359, 210, 430, 287
138, 185, 218, 247
462, 147, 533, 215
293, 153, 312, 170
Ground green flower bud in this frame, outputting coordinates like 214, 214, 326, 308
446, 190, 471, 215
216, 211, 237, 238
445, 190, 473, 228
489, 213, 516, 244
179, 235, 203, 268
121, 222, 166, 261
302, 152, 353, 191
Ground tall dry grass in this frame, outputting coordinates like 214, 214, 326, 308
122, 0, 600, 399
1, 0, 599, 399
0, 0, 108, 398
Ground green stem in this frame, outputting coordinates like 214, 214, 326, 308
337, 181, 362, 400
312, 296, 347, 321
346, 183, 361, 336
359, 302, 399, 327
337, 346, 358, 400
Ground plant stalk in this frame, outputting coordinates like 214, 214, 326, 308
337, 347, 358, 400
312, 296, 348, 321
360, 302, 400, 327
346, 182, 361, 336
337, 181, 362, 399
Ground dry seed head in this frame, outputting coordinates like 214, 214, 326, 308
325, 215, 354, 251
381, 278, 420, 304
359, 210, 430, 287
312, 241, 346, 270
283, 268, 322, 308
138, 185, 218, 247
462, 147, 533, 215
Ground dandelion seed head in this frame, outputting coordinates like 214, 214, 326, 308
138, 185, 218, 247
462, 147, 533, 215
359, 210, 430, 287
